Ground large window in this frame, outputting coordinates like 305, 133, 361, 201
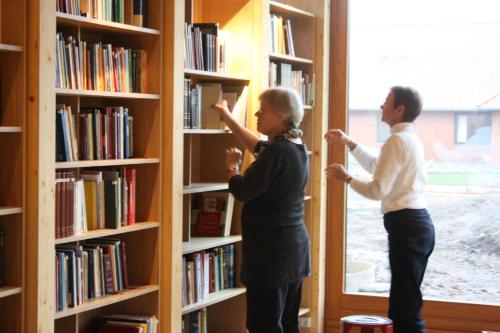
347, 0, 500, 305
455, 112, 492, 144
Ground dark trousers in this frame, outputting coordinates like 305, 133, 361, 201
384, 208, 435, 333
246, 279, 303, 333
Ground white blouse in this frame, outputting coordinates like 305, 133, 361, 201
349, 122, 427, 214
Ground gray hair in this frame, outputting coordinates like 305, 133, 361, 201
259, 87, 304, 138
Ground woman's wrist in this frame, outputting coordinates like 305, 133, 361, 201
226, 164, 240, 172
345, 175, 352, 184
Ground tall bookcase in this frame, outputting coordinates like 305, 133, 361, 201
170, 0, 330, 332
25, 0, 329, 332
0, 0, 25, 332
26, 1, 166, 332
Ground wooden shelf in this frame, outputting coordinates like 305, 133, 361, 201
0, 43, 23, 52
183, 129, 229, 134
184, 69, 250, 82
269, 53, 313, 65
183, 235, 242, 255
55, 157, 160, 169
55, 222, 160, 245
0, 207, 23, 216
182, 288, 246, 315
299, 307, 310, 316
54, 285, 159, 319
0, 286, 22, 299
183, 183, 228, 194
56, 12, 160, 35
0, 127, 22, 133
55, 88, 160, 99
269, 1, 314, 17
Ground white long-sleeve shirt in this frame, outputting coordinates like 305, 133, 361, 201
349, 122, 427, 214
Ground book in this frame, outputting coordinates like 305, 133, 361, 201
133, 0, 145, 27
199, 83, 222, 129
222, 85, 248, 129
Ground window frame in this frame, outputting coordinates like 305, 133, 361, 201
325, 0, 500, 332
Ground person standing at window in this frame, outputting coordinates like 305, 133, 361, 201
212, 87, 310, 333
325, 86, 435, 333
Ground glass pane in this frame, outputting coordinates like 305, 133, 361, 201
346, 0, 500, 305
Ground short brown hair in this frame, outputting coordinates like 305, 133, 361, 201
391, 86, 422, 122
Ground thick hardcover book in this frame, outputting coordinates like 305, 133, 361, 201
193, 211, 222, 237
103, 252, 116, 295
102, 170, 121, 229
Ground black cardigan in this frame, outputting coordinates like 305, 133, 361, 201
229, 135, 310, 289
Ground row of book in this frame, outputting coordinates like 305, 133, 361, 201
182, 244, 236, 307
56, 105, 134, 162
270, 14, 295, 56
57, 0, 147, 27
56, 238, 129, 311
56, 33, 147, 93
269, 62, 315, 106
55, 168, 136, 239
182, 309, 207, 333
191, 192, 234, 238
183, 79, 247, 130
98, 314, 159, 333
184, 22, 231, 73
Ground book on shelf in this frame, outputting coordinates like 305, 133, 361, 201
184, 22, 231, 73
132, 0, 146, 27
182, 244, 236, 306
99, 314, 159, 333
270, 15, 295, 56
181, 308, 207, 333
269, 62, 315, 106
54, 238, 128, 311
56, 0, 147, 27
55, 167, 136, 239
192, 191, 234, 237
183, 82, 247, 130
56, 33, 147, 93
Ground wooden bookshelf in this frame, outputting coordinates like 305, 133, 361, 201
182, 235, 242, 255
181, 287, 246, 315
56, 12, 161, 36
54, 222, 160, 245
55, 157, 160, 169
24, 1, 329, 332
0, 0, 25, 332
25, 0, 165, 332
269, 52, 314, 64
266, 1, 330, 332
0, 43, 23, 52
0, 126, 22, 133
54, 285, 160, 319
0, 286, 23, 299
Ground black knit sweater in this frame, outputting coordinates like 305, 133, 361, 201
229, 134, 310, 289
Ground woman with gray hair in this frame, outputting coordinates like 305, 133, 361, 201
212, 87, 310, 333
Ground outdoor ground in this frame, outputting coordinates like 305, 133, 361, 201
346, 187, 500, 304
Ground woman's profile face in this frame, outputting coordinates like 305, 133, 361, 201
255, 101, 286, 137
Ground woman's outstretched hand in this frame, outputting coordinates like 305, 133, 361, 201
324, 129, 350, 146
225, 147, 242, 170
212, 100, 231, 119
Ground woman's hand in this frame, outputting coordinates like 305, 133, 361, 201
212, 100, 232, 119
225, 147, 242, 170
325, 163, 350, 182
324, 129, 357, 150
